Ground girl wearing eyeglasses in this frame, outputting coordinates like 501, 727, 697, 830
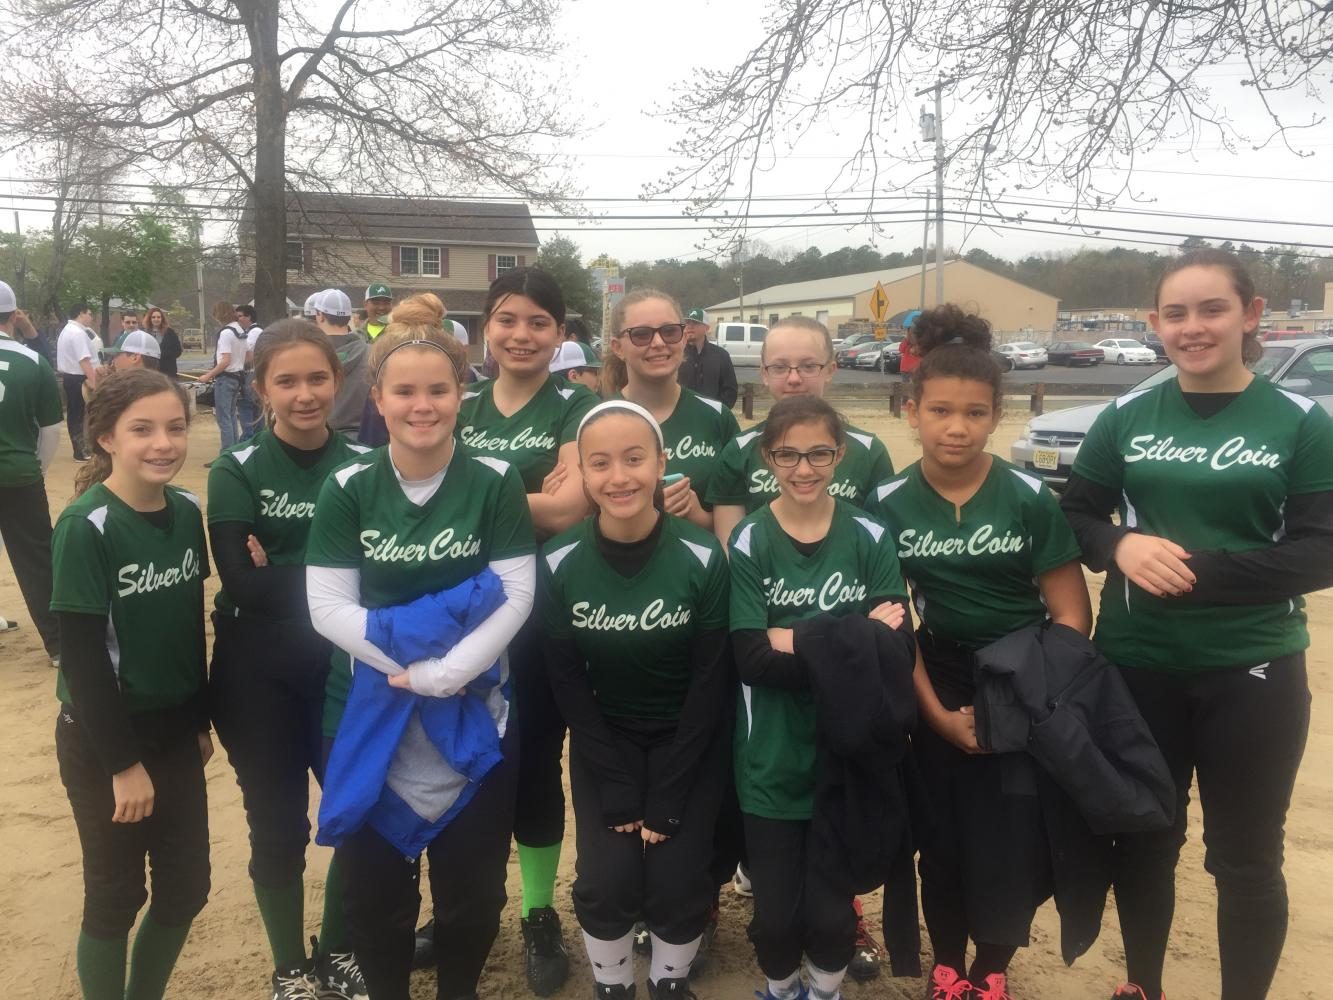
864, 306, 1091, 1000
727, 393, 912, 1000
707, 317, 893, 551
455, 266, 598, 995
600, 289, 741, 532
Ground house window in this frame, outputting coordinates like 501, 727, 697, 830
496, 254, 518, 273
400, 246, 442, 277
285, 241, 304, 272
421, 247, 441, 277
769, 313, 779, 326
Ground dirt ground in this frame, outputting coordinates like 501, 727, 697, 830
2, 401, 1329, 999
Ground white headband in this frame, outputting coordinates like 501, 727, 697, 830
577, 399, 665, 450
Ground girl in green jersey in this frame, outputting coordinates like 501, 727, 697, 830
541, 400, 731, 1000
206, 320, 368, 1000
728, 394, 912, 1000
51, 370, 212, 1000
599, 289, 740, 532
1062, 249, 1333, 1000
866, 307, 1091, 1000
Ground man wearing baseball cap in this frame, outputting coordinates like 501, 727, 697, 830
549, 339, 602, 394
102, 329, 162, 371
677, 307, 737, 408
0, 279, 64, 663
311, 288, 373, 440
363, 282, 392, 340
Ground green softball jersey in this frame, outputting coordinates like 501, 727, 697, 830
540, 516, 729, 720
866, 457, 1082, 648
50, 484, 209, 713
728, 501, 905, 819
458, 375, 598, 492
1074, 376, 1333, 671
706, 419, 893, 512
0, 333, 63, 486
644, 389, 741, 508
207, 428, 370, 620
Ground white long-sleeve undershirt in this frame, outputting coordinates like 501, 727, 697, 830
38, 422, 60, 475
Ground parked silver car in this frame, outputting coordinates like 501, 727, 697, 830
1011, 339, 1333, 490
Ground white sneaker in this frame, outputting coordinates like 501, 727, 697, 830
732, 864, 753, 897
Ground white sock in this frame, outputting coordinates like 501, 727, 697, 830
583, 930, 635, 988
648, 931, 700, 983
803, 959, 846, 1000
767, 969, 803, 1000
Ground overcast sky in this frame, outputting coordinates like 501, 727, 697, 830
3, 0, 1330, 270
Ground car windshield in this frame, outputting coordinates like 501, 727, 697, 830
1065, 342, 1095, 350
1011, 342, 1039, 350
1127, 344, 1295, 393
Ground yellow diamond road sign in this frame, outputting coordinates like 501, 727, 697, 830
869, 282, 890, 322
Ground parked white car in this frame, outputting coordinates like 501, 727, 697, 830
714, 322, 768, 366
993, 342, 1048, 370
1094, 338, 1157, 365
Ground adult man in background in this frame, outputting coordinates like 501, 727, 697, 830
363, 282, 392, 340
101, 330, 162, 372
311, 288, 372, 441
55, 300, 98, 460
0, 281, 64, 663
677, 307, 737, 408
236, 303, 264, 440
199, 304, 247, 453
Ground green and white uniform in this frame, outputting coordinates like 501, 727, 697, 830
459, 375, 599, 493
707, 419, 893, 513
1074, 377, 1333, 671
867, 457, 1081, 649
51, 484, 209, 713
0, 333, 62, 486
728, 502, 904, 819
615, 388, 741, 510
541, 516, 730, 720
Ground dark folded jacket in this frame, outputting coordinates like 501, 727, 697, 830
973, 623, 1175, 835
795, 613, 923, 977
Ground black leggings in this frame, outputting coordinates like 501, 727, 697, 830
56, 711, 210, 938
209, 613, 330, 887
570, 732, 726, 943
1113, 653, 1310, 1000
337, 725, 518, 1000
61, 373, 86, 457
511, 616, 566, 848
743, 814, 857, 979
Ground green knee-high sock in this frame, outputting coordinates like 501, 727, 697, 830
319, 855, 349, 953
516, 842, 562, 917
76, 930, 127, 1000
254, 878, 308, 969
124, 913, 192, 1000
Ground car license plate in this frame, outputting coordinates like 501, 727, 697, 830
1033, 448, 1060, 471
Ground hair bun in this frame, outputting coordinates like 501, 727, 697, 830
911, 304, 993, 356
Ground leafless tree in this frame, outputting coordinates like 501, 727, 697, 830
656, 1, 1331, 241
0, 0, 572, 320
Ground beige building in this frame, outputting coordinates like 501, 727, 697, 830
239, 193, 538, 354
1257, 281, 1333, 335
706, 259, 1060, 335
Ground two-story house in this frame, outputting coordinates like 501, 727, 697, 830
239, 192, 539, 358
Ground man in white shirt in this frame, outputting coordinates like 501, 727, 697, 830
55, 300, 98, 460
235, 303, 264, 440
198, 305, 247, 452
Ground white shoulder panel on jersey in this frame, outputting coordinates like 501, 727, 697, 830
875, 478, 908, 503
87, 505, 111, 534
736, 430, 761, 449
697, 394, 725, 414
733, 522, 756, 557
471, 455, 512, 477
1277, 388, 1317, 414
177, 489, 201, 509
847, 430, 873, 450
1114, 388, 1151, 409
462, 391, 480, 402
853, 516, 885, 543
1007, 468, 1045, 494
681, 538, 714, 569
558, 387, 575, 400
348, 443, 373, 454
545, 540, 580, 574
334, 462, 373, 488
0, 338, 40, 364
231, 444, 259, 466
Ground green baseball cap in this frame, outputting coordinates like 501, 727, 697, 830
365, 282, 392, 302
685, 308, 709, 325
578, 342, 602, 368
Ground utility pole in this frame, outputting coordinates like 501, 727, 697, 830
734, 237, 746, 320
919, 189, 930, 310
915, 77, 953, 307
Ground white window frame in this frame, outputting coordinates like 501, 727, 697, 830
420, 246, 441, 277
399, 245, 442, 277
496, 254, 518, 273
285, 241, 304, 272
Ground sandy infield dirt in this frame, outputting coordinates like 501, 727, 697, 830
1, 401, 1328, 999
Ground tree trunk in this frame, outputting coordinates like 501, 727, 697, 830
248, 0, 287, 325
100, 289, 111, 338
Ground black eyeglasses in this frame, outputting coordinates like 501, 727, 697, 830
767, 446, 840, 468
762, 362, 827, 378
621, 324, 686, 346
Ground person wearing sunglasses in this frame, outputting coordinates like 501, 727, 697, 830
599, 290, 740, 533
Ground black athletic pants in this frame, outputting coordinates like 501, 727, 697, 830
511, 616, 566, 848
56, 710, 211, 938
337, 725, 518, 1000
209, 613, 330, 887
1113, 653, 1310, 1000
0, 479, 60, 656
62, 373, 87, 458
743, 814, 857, 980
570, 731, 726, 943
